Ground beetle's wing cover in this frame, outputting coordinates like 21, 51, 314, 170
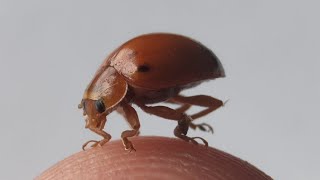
110, 33, 225, 90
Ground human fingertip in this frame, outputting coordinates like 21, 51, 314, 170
36, 136, 272, 180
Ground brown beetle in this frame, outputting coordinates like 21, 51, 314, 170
78, 33, 225, 151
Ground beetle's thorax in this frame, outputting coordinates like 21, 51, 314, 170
83, 66, 128, 112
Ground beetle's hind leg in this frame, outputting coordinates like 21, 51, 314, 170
136, 102, 208, 146
166, 99, 192, 113
117, 103, 140, 152
169, 95, 224, 133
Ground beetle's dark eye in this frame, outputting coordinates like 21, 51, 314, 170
95, 99, 105, 113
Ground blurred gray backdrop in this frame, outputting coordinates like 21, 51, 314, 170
1, 1, 319, 179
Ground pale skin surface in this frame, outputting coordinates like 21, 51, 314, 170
36, 136, 273, 180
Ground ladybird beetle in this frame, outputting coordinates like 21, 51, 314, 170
78, 33, 225, 151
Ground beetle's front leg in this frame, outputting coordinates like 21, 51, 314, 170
82, 118, 111, 150
82, 127, 111, 150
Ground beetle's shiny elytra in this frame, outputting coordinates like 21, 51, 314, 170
79, 33, 225, 151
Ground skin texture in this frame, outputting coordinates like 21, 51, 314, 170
36, 136, 273, 180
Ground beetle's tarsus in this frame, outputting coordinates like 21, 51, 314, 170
124, 140, 136, 152
174, 116, 208, 146
97, 138, 109, 147
191, 136, 209, 146
82, 140, 99, 150
82, 138, 111, 150
190, 122, 214, 134
90, 141, 100, 148
82, 126, 111, 150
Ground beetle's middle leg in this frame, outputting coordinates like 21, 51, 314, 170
169, 95, 224, 133
117, 103, 140, 151
136, 102, 208, 146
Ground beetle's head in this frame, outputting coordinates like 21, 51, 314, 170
78, 98, 108, 128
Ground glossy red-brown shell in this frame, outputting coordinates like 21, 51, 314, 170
104, 33, 225, 90
83, 33, 225, 103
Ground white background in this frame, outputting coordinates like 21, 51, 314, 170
1, 1, 319, 179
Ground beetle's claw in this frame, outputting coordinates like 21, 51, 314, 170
191, 136, 209, 147
178, 135, 208, 146
82, 139, 110, 150
124, 141, 136, 152
82, 140, 99, 150
189, 138, 199, 145
127, 146, 136, 152
190, 123, 214, 134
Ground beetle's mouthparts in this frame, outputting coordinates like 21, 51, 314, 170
85, 119, 90, 128
84, 116, 90, 128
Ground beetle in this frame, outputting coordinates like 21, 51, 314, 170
78, 33, 225, 151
